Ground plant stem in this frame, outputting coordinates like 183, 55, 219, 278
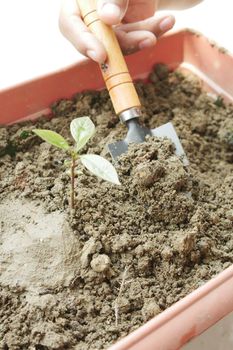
71, 155, 75, 210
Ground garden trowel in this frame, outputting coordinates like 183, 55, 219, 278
77, 0, 188, 165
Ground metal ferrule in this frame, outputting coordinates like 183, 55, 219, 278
119, 107, 142, 123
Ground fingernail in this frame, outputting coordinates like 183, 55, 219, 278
101, 3, 121, 20
139, 38, 154, 50
87, 50, 98, 62
159, 16, 174, 32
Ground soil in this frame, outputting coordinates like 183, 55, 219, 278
0, 65, 233, 350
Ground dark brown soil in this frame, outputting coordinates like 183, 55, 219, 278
0, 66, 233, 350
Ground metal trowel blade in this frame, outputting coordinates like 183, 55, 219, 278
108, 121, 189, 166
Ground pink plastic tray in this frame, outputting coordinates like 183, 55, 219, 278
1, 30, 233, 349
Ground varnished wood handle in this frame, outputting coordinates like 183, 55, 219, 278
76, 0, 141, 115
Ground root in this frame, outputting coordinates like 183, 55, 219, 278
114, 266, 129, 327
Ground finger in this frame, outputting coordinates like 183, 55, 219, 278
115, 30, 157, 55
59, 0, 107, 62
97, 0, 129, 25
119, 14, 175, 38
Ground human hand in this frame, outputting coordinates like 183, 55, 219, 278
59, 0, 175, 63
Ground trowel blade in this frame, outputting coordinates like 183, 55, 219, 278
108, 121, 188, 166
151, 122, 189, 166
108, 139, 128, 160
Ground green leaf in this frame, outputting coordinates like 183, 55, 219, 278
80, 154, 120, 185
33, 129, 70, 151
70, 117, 95, 152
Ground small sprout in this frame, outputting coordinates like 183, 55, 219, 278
20, 130, 31, 140
33, 117, 120, 210
214, 96, 225, 107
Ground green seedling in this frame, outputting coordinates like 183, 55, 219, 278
214, 96, 225, 107
19, 130, 32, 139
33, 117, 120, 209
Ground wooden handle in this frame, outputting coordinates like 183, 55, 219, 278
76, 0, 141, 115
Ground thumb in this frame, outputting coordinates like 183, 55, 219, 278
97, 0, 129, 25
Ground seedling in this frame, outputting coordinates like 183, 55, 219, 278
214, 96, 225, 107
33, 117, 120, 209
20, 130, 32, 139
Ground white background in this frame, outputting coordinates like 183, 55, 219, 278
0, 0, 232, 89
